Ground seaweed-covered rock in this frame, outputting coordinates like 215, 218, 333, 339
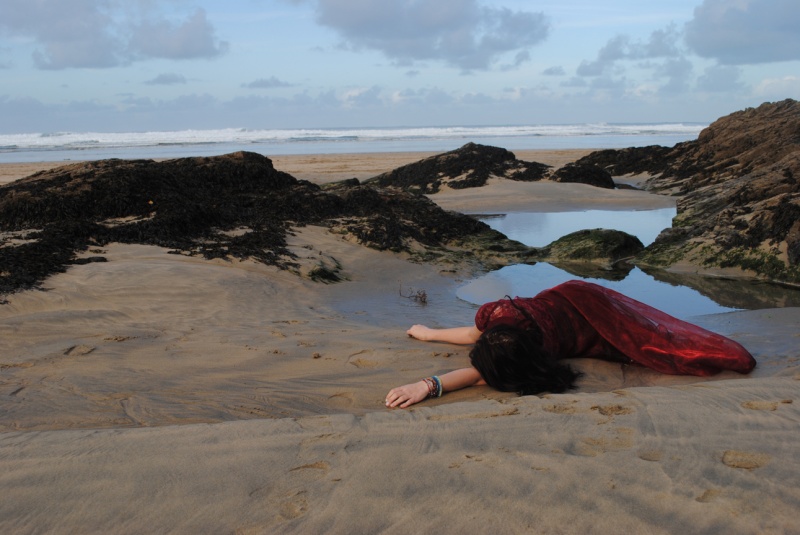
634, 100, 800, 282
0, 152, 531, 296
575, 145, 677, 177
366, 142, 551, 194
535, 229, 644, 265
551, 162, 615, 189
576, 100, 800, 282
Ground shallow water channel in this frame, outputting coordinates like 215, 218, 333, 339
458, 208, 800, 320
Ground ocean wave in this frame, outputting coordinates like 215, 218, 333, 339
0, 123, 706, 153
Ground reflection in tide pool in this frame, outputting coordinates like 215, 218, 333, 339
479, 207, 676, 247
467, 208, 740, 319
457, 263, 738, 320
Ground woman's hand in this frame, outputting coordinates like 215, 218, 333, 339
385, 381, 429, 408
406, 324, 434, 341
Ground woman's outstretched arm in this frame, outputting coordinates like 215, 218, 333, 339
385, 367, 486, 408
406, 325, 481, 344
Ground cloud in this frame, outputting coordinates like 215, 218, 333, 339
696, 65, 745, 92
0, 49, 11, 68
313, 0, 549, 70
542, 66, 565, 76
560, 77, 588, 88
0, 0, 123, 69
653, 57, 694, 95
685, 0, 800, 65
128, 9, 229, 61
754, 76, 800, 98
145, 73, 188, 86
0, 1, 227, 69
340, 86, 383, 108
577, 24, 681, 77
242, 76, 294, 89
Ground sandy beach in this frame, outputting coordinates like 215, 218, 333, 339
1, 150, 798, 534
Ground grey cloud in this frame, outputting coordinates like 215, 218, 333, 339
542, 66, 565, 76
577, 25, 681, 77
0, 0, 123, 69
643, 24, 682, 58
145, 73, 188, 85
313, 0, 549, 70
242, 77, 293, 89
396, 87, 456, 106
696, 65, 745, 92
577, 35, 630, 76
128, 9, 229, 60
344, 86, 383, 107
654, 57, 693, 95
560, 77, 588, 88
0, 1, 227, 69
685, 0, 800, 64
504, 50, 531, 69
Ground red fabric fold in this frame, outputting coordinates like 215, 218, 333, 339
475, 280, 756, 376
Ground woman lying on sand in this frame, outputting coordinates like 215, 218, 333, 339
386, 280, 756, 408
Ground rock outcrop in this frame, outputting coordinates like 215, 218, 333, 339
366, 142, 551, 193
534, 229, 644, 265
0, 152, 529, 295
550, 162, 615, 189
580, 99, 800, 283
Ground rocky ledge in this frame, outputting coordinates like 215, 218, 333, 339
0, 152, 531, 296
365, 142, 612, 193
579, 99, 800, 283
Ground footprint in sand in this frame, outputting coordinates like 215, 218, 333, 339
449, 454, 484, 469
591, 404, 635, 417
721, 450, 771, 470
696, 489, 722, 503
103, 335, 134, 342
349, 358, 378, 369
278, 491, 309, 520
572, 427, 635, 457
64, 345, 95, 356
637, 449, 663, 462
586, 404, 636, 425
741, 400, 793, 411
289, 461, 331, 474
542, 401, 580, 414
327, 392, 355, 407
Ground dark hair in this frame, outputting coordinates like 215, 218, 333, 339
469, 298, 582, 396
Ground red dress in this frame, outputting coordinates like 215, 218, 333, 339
474, 280, 756, 376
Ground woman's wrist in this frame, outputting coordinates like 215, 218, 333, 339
422, 376, 443, 398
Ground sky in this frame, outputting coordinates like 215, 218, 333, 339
0, 0, 799, 133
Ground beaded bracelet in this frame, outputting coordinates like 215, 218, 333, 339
432, 375, 443, 397
422, 376, 443, 398
422, 377, 436, 398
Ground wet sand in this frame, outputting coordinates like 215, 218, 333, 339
1, 150, 798, 534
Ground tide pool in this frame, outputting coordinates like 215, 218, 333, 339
457, 263, 738, 320
465, 208, 749, 319
478, 207, 676, 247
